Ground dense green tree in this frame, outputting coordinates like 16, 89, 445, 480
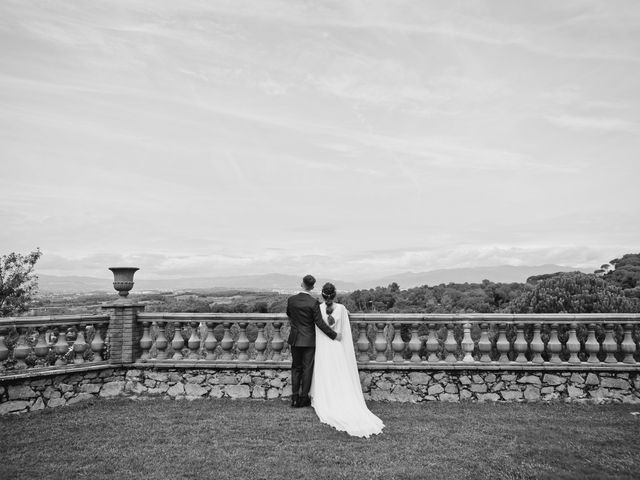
166, 298, 211, 313
484, 280, 525, 310
252, 301, 268, 313
348, 285, 398, 312
0, 249, 42, 316
604, 253, 640, 290
511, 272, 640, 313
345, 280, 525, 313
525, 271, 576, 285
210, 303, 232, 313
231, 303, 250, 313
267, 297, 287, 313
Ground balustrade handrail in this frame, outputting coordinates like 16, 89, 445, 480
137, 313, 288, 322
350, 313, 640, 324
3, 313, 639, 327
130, 311, 640, 368
0, 314, 111, 375
0, 314, 111, 329
3, 309, 640, 376
135, 312, 640, 324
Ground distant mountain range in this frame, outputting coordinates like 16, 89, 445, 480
36, 273, 357, 294
37, 264, 589, 294
358, 264, 588, 289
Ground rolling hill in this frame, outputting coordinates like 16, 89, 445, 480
37, 264, 588, 294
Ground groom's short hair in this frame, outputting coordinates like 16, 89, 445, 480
302, 275, 316, 290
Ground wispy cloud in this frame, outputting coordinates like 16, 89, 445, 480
295, 159, 382, 176
1, 0, 638, 279
36, 243, 635, 280
545, 114, 638, 133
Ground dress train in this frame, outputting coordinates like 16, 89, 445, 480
310, 303, 384, 438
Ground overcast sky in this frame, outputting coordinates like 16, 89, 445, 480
1, 0, 638, 281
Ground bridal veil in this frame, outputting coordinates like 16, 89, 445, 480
310, 303, 384, 438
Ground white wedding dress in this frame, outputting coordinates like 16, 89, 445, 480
309, 302, 384, 438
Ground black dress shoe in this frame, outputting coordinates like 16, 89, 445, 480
291, 394, 299, 408
298, 395, 311, 408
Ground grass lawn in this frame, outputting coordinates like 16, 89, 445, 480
1, 398, 639, 480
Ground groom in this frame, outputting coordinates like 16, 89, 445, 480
286, 274, 341, 408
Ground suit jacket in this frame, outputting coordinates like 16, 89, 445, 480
286, 292, 337, 346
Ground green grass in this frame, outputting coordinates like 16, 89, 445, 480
1, 399, 639, 480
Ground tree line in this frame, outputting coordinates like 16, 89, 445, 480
1, 250, 639, 316
341, 253, 640, 314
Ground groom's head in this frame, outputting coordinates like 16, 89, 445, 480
301, 274, 316, 291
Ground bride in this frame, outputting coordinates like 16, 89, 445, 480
309, 282, 384, 438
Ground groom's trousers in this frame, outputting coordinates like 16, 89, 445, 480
290, 346, 315, 397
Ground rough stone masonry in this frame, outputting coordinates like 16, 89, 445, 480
1, 367, 639, 415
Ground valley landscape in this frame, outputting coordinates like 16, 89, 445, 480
28, 256, 640, 316
38, 263, 586, 294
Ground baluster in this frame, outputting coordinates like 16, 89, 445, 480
204, 322, 218, 360
461, 322, 474, 362
54, 325, 69, 366
513, 324, 528, 363
187, 321, 201, 360
0, 327, 9, 364
171, 322, 185, 360
621, 323, 636, 364
155, 321, 168, 360
34, 327, 50, 364
139, 321, 153, 361
270, 322, 284, 361
426, 324, 440, 362
496, 323, 510, 363
602, 324, 618, 363
66, 327, 77, 360
237, 322, 250, 361
547, 323, 562, 363
566, 323, 581, 364
478, 323, 492, 362
254, 322, 267, 361
13, 328, 30, 369
220, 322, 234, 361
356, 323, 370, 362
584, 323, 600, 363
444, 323, 457, 362
73, 324, 88, 364
530, 323, 544, 364
391, 324, 405, 363
408, 324, 422, 363
91, 323, 105, 362
374, 323, 387, 362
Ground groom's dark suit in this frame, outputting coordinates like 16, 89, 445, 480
286, 291, 337, 406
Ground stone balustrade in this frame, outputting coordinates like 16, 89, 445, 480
0, 314, 111, 379
2, 308, 640, 413
134, 312, 640, 371
136, 313, 289, 367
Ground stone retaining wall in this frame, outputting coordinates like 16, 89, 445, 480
361, 370, 640, 403
1, 368, 639, 414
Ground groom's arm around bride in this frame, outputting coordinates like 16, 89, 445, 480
285, 276, 342, 345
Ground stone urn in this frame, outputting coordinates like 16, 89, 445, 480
109, 267, 139, 297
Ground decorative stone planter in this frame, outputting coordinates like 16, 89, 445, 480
108, 267, 139, 297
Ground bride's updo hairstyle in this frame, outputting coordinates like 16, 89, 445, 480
321, 282, 337, 301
